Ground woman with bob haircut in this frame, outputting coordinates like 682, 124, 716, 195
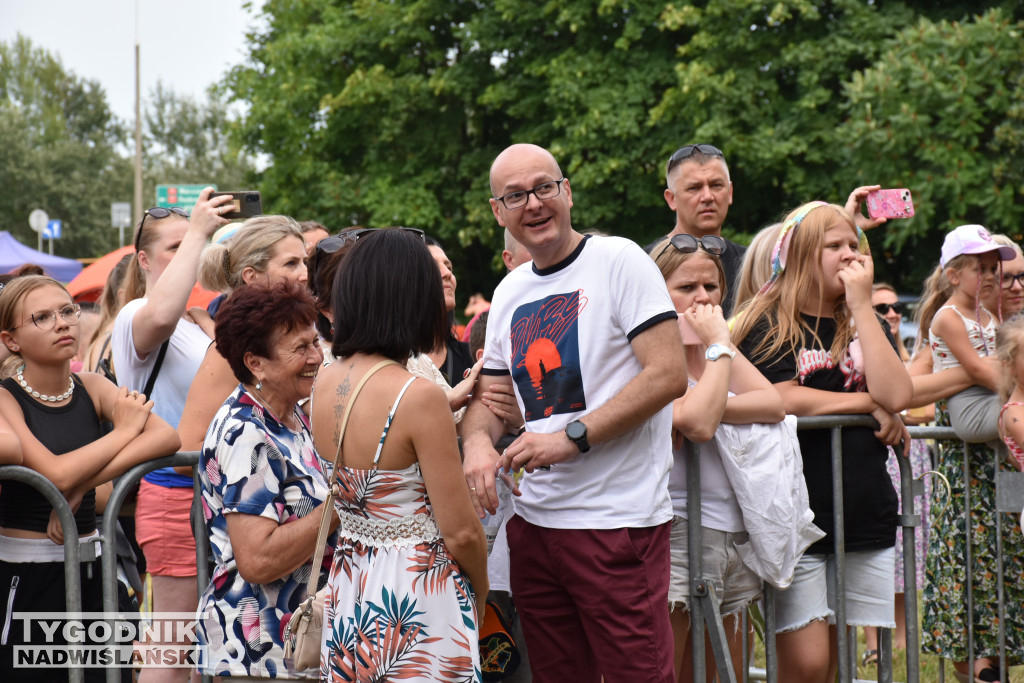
311, 228, 487, 681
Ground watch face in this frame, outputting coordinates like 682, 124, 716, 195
566, 421, 586, 440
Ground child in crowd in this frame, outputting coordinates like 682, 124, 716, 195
732, 201, 913, 683
923, 225, 1016, 445
997, 316, 1024, 472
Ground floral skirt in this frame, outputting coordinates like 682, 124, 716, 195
920, 405, 1024, 662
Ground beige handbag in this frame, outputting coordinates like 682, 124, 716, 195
284, 360, 396, 671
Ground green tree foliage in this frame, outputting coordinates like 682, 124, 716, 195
841, 9, 1024, 284
142, 81, 255, 206
0, 35, 131, 258
219, 1, 1021, 294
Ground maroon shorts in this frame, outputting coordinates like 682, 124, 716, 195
507, 515, 673, 683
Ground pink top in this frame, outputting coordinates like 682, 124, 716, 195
999, 401, 1024, 471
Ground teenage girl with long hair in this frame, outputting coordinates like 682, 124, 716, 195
0, 276, 179, 681
732, 201, 913, 683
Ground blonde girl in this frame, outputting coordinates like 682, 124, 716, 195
732, 201, 913, 683
926, 225, 1015, 445
0, 276, 179, 680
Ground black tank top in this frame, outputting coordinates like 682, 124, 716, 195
0, 375, 102, 535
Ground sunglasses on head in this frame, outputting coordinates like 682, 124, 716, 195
308, 227, 426, 296
655, 233, 727, 262
873, 302, 905, 316
134, 207, 190, 251
666, 144, 724, 176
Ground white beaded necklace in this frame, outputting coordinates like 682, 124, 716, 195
17, 365, 74, 403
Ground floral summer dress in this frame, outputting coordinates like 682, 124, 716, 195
920, 400, 1024, 663
321, 377, 481, 682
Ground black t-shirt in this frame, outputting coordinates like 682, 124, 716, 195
441, 337, 474, 387
737, 313, 898, 555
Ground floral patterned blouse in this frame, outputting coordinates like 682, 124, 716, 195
196, 385, 337, 678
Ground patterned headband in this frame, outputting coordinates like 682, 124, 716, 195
758, 201, 868, 295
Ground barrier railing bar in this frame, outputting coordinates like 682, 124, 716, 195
0, 465, 86, 683
897, 445, 921, 683
99, 452, 200, 683
829, 424, 851, 683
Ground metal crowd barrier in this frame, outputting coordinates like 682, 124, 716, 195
0, 465, 89, 683
16, 414, 1024, 683
686, 417, 1024, 683
99, 452, 208, 683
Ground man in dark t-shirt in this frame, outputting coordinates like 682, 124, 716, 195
646, 144, 747, 315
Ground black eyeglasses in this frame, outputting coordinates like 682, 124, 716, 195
15, 303, 81, 331
494, 178, 566, 211
873, 302, 905, 316
655, 233, 727, 262
666, 144, 724, 176
1003, 273, 1024, 290
134, 207, 190, 251
308, 227, 426, 296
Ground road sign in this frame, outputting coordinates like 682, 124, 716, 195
156, 184, 212, 209
29, 209, 49, 233
111, 202, 131, 227
43, 220, 62, 239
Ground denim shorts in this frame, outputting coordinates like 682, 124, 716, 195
667, 515, 763, 615
774, 548, 896, 633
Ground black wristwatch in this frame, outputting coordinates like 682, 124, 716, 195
564, 419, 590, 453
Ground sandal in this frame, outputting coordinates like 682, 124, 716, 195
861, 649, 879, 666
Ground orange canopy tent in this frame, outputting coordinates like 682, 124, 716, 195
67, 245, 219, 309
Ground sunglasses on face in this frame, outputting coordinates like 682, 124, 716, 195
655, 233, 727, 262
873, 302, 905, 316
134, 207, 190, 251
308, 227, 426, 296
666, 144, 724, 176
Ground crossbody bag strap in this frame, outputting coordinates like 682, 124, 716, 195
303, 359, 398, 598
142, 340, 170, 398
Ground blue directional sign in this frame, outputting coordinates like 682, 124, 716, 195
43, 220, 62, 239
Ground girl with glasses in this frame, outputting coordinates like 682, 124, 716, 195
0, 276, 179, 681
112, 188, 232, 683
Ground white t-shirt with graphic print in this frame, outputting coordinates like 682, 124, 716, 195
481, 235, 677, 530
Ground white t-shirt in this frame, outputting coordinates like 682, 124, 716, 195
112, 297, 211, 429
481, 235, 677, 529
670, 381, 744, 532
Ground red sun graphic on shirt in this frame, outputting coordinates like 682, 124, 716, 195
524, 338, 562, 389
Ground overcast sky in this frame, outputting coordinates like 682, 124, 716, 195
0, 0, 260, 123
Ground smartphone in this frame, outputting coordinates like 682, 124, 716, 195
866, 188, 915, 219
678, 317, 702, 345
210, 191, 262, 219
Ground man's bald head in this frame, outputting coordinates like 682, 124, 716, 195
489, 143, 563, 196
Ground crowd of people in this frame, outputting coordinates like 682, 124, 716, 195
0, 141, 1022, 683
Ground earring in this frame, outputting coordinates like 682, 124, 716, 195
255, 378, 263, 391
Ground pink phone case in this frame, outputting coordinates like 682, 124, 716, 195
866, 189, 915, 219
678, 317, 702, 345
